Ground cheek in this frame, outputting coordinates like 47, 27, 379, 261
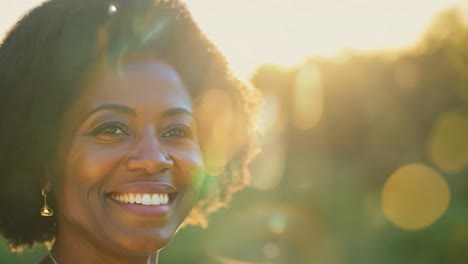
170, 148, 205, 189
59, 144, 128, 221
62, 144, 127, 201
67, 144, 126, 179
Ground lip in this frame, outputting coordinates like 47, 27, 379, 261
107, 181, 178, 217
109, 198, 175, 217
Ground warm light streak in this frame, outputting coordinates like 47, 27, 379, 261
249, 93, 287, 190
293, 62, 323, 130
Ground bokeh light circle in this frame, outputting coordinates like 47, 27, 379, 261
428, 110, 468, 173
381, 163, 450, 231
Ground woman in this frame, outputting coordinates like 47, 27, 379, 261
0, 0, 260, 263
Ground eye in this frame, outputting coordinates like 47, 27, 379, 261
162, 125, 192, 139
92, 122, 128, 136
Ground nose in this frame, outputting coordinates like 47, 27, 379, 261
125, 132, 173, 175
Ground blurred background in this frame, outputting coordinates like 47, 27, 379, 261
1, 0, 468, 263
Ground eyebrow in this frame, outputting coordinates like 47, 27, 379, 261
87, 104, 193, 118
162, 107, 193, 118
87, 104, 136, 117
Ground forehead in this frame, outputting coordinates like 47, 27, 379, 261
76, 61, 192, 111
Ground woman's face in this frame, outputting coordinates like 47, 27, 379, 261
54, 61, 204, 256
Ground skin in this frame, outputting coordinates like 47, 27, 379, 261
41, 61, 205, 264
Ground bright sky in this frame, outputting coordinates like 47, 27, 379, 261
0, 0, 464, 79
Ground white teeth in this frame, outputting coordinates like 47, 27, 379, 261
111, 193, 170, 206
142, 194, 151, 205
135, 194, 142, 204
151, 194, 160, 205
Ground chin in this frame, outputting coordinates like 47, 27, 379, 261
113, 228, 177, 255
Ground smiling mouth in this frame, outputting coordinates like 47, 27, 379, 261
109, 193, 176, 206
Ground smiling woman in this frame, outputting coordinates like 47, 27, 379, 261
0, 0, 260, 263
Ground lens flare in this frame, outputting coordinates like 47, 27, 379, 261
108, 4, 117, 14
249, 92, 289, 190
256, 93, 283, 137
196, 89, 239, 176
268, 214, 287, 235
262, 242, 280, 260
381, 163, 450, 231
293, 62, 323, 130
248, 141, 287, 190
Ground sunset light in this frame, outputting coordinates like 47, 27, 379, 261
1, 1, 468, 263
1, 0, 464, 79
184, 0, 463, 79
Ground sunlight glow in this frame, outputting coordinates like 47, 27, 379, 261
184, 0, 463, 79
195, 89, 241, 176
0, 0, 463, 80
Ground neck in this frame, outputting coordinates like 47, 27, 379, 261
40, 253, 158, 264
40, 246, 159, 264
42, 220, 160, 264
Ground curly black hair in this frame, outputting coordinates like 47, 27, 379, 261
0, 0, 260, 251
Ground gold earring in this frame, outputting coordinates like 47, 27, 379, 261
40, 188, 54, 217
